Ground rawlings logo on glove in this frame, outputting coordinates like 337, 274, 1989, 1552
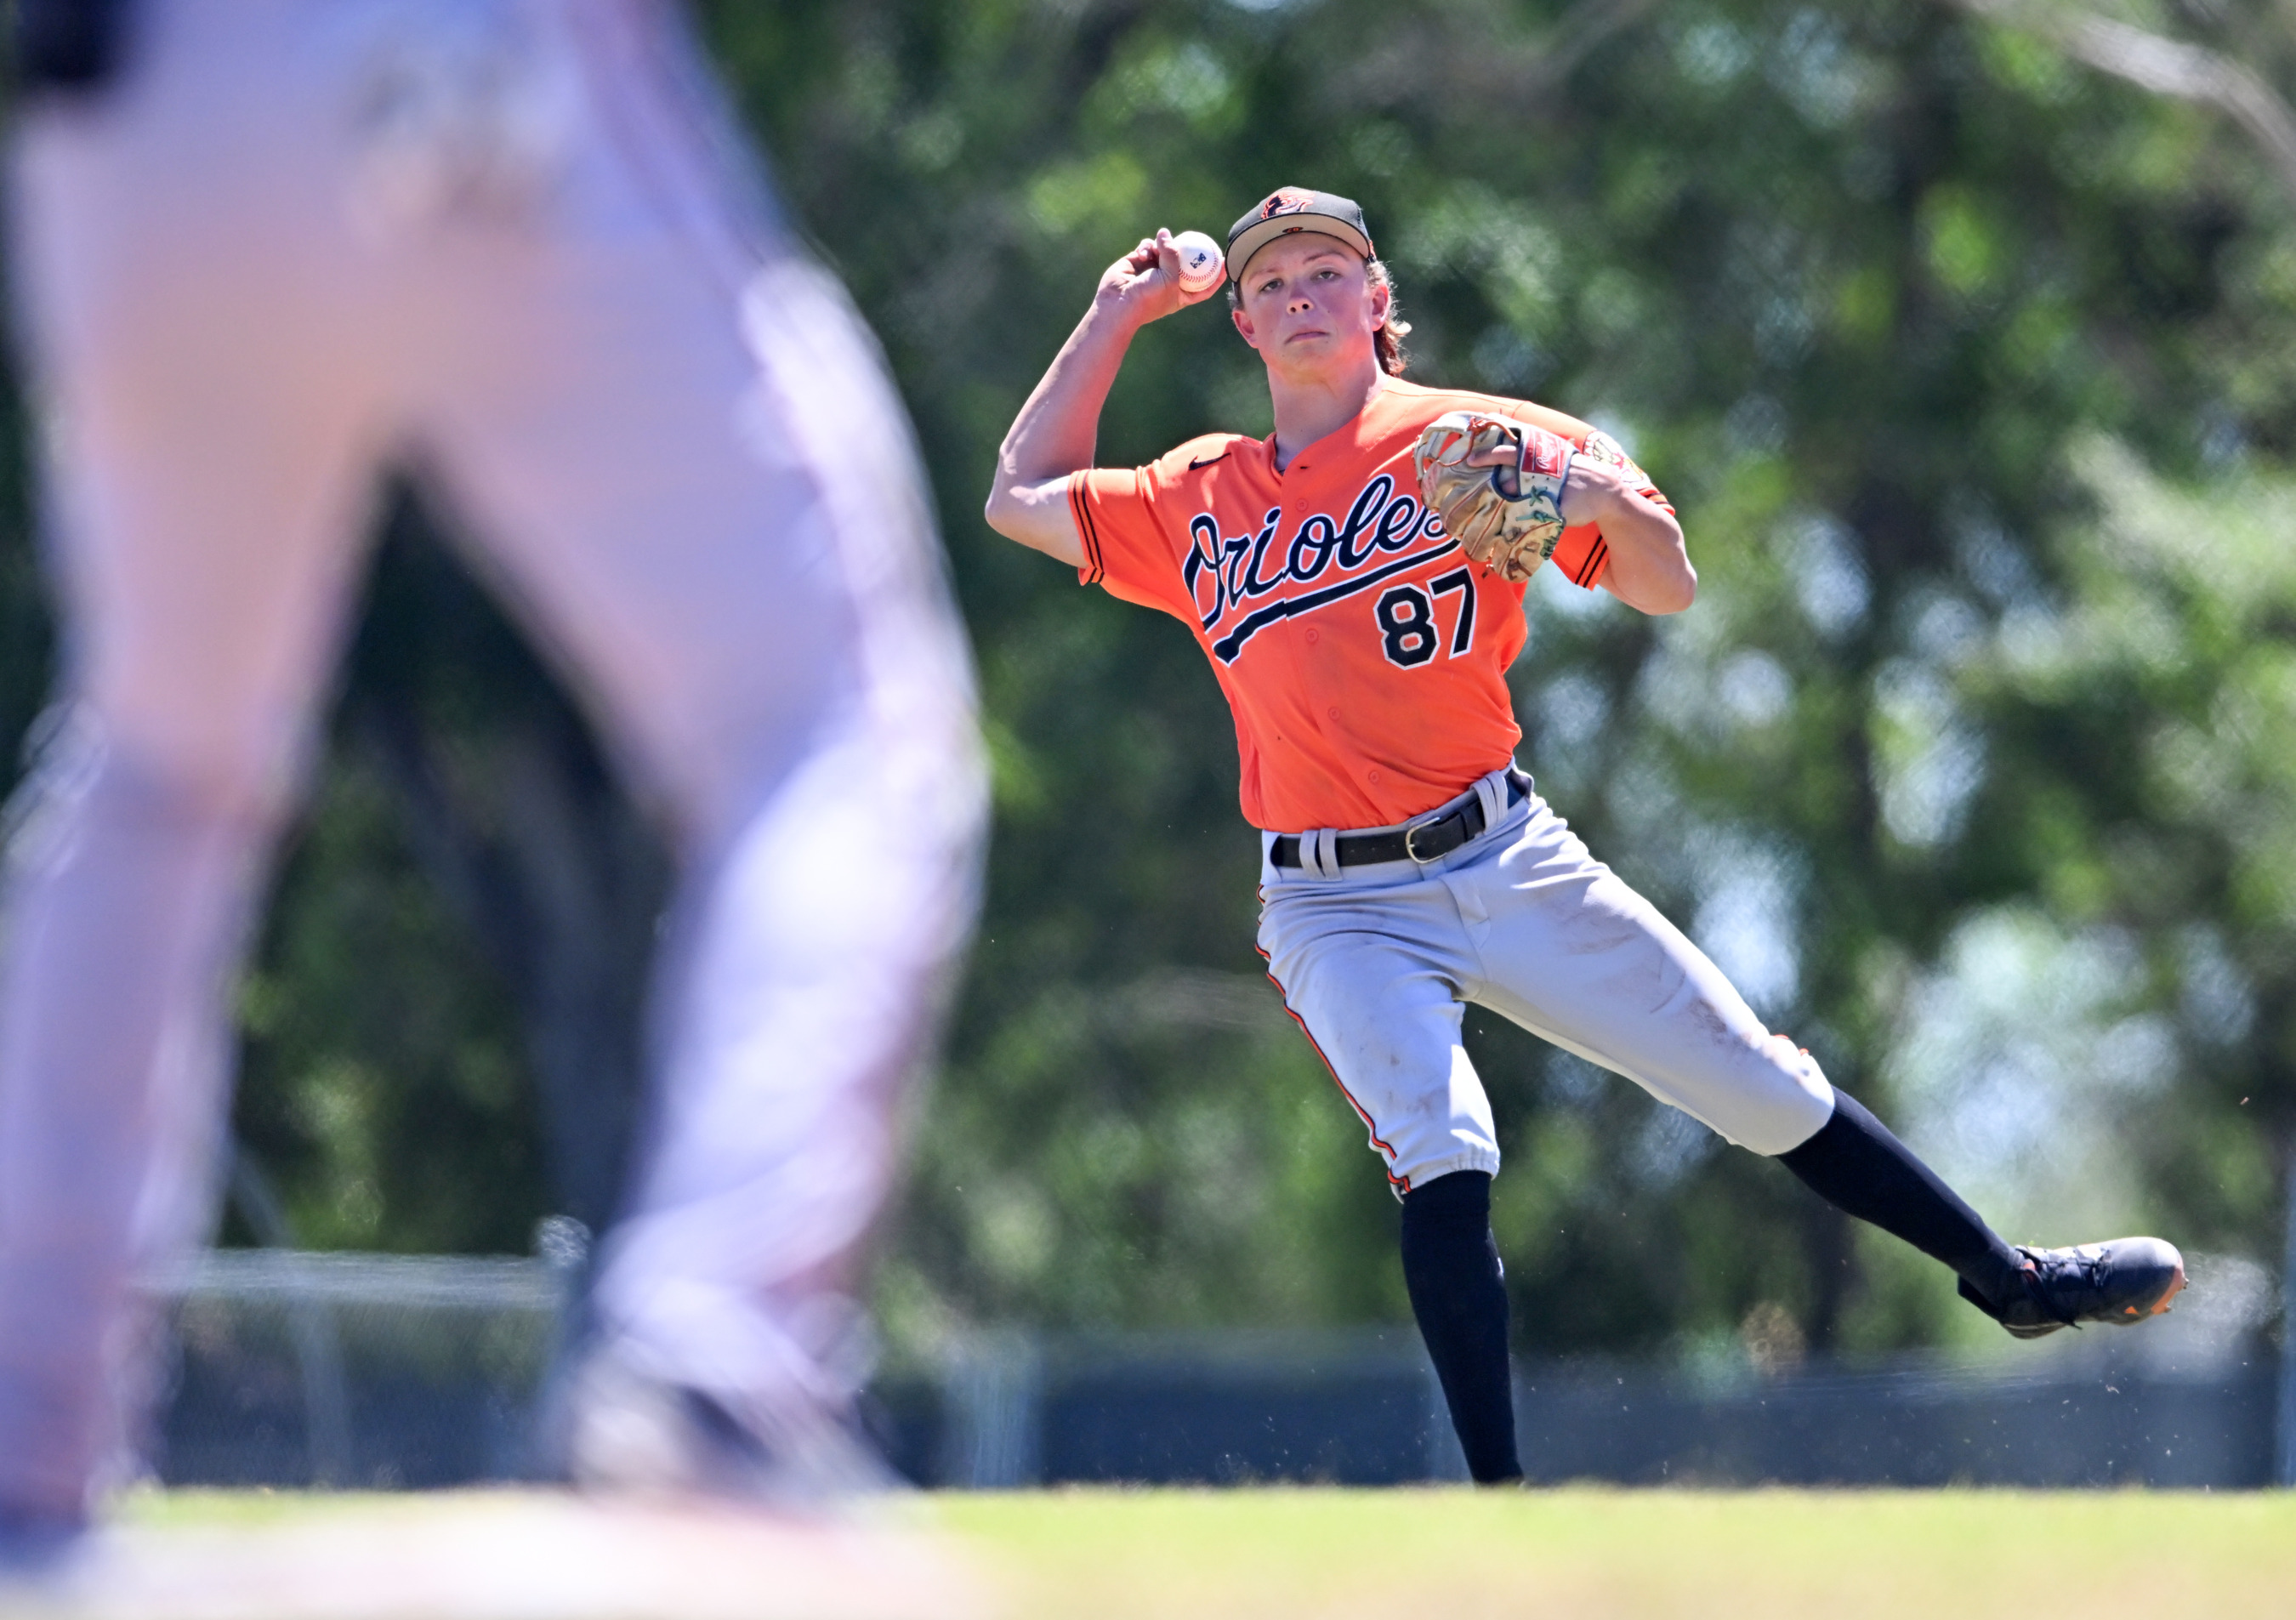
1412, 412, 1575, 585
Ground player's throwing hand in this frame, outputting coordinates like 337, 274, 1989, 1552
1094, 228, 1225, 324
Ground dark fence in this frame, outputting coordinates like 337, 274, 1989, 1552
153, 1251, 2287, 1492
161, 1251, 565, 1490
1508, 1354, 2276, 1488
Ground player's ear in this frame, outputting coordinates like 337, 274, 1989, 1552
1367, 272, 1391, 332
1230, 302, 1261, 352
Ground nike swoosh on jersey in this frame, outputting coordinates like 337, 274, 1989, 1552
1189, 452, 1229, 470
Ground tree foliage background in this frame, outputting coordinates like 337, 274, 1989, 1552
3, 0, 2294, 1367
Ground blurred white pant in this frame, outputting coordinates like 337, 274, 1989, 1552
1257, 770, 1834, 1192
0, 0, 984, 1516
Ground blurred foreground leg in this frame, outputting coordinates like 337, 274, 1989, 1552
0, 736, 274, 1524
0, 0, 386, 1520
406, 50, 986, 1484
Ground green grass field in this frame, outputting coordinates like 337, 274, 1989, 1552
92, 1486, 2296, 1618
945, 1488, 2296, 1618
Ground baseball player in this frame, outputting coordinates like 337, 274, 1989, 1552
984, 188, 2185, 1483
0, 0, 983, 1552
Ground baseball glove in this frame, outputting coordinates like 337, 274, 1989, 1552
1412, 412, 1577, 585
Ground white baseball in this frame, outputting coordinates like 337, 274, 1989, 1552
1171, 230, 1224, 294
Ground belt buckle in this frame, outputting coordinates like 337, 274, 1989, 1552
1403, 816, 1443, 864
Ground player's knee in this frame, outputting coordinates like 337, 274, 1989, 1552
12, 702, 303, 841
1737, 1036, 1838, 1156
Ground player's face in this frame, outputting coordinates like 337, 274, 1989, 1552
1230, 236, 1388, 379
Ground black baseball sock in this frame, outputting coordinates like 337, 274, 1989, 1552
1399, 1170, 1522, 1484
1776, 1089, 2027, 1314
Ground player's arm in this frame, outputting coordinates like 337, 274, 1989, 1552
1560, 463, 1696, 616
985, 230, 1220, 567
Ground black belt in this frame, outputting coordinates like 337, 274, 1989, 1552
1271, 772, 1526, 870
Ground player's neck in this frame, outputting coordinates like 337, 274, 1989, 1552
1266, 355, 1385, 472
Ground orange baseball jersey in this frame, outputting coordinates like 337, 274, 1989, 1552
1069, 378, 1670, 833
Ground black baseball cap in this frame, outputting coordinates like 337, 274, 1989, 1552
1225, 188, 1376, 286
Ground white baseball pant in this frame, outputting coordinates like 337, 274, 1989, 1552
1257, 768, 1835, 1192
0, 0, 985, 1518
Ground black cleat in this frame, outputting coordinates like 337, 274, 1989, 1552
1961, 1237, 2186, 1339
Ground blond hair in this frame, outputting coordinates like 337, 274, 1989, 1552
1367, 259, 1411, 378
